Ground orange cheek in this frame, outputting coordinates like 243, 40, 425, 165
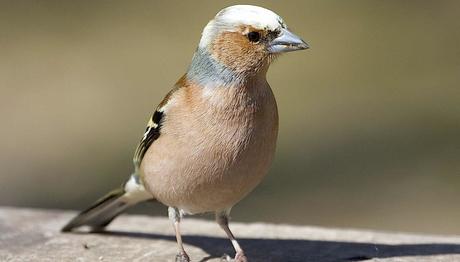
211, 31, 268, 73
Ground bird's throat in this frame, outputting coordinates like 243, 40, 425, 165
186, 48, 266, 88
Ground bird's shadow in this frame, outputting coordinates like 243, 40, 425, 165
93, 230, 460, 262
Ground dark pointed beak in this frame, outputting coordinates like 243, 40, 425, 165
268, 28, 309, 53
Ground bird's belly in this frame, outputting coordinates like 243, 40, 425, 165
140, 111, 278, 214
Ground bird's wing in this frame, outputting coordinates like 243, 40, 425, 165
133, 84, 181, 170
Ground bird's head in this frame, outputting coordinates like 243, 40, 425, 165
188, 5, 309, 85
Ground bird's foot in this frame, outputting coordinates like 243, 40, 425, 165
175, 251, 190, 262
221, 252, 248, 262
235, 251, 248, 262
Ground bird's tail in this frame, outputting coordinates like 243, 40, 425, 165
61, 174, 152, 232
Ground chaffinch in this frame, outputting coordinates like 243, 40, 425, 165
62, 5, 308, 262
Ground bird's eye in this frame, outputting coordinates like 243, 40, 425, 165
247, 31, 261, 43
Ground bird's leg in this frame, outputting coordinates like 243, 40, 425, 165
216, 211, 248, 262
168, 207, 190, 262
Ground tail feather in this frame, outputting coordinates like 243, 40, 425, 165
62, 188, 126, 232
62, 175, 153, 232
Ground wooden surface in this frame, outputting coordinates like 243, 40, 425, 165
1, 207, 460, 261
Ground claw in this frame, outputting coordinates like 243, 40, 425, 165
221, 254, 232, 261
235, 251, 248, 262
175, 251, 190, 262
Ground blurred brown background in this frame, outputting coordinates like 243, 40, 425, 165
1, 1, 459, 234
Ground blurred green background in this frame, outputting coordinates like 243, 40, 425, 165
1, 1, 459, 235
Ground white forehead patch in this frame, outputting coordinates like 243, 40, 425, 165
199, 5, 286, 48
216, 5, 285, 31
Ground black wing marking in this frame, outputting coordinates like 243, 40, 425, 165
133, 110, 164, 169
132, 78, 183, 169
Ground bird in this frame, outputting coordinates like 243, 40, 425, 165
62, 5, 308, 262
